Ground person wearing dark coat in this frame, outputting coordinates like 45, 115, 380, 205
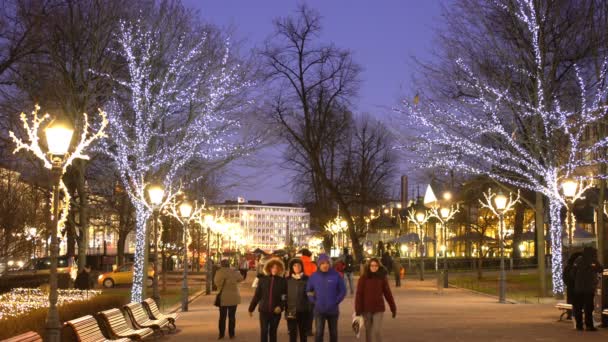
380, 252, 393, 276
571, 247, 603, 331
355, 258, 396, 342
286, 258, 311, 342
74, 265, 92, 290
563, 252, 582, 320
249, 258, 287, 342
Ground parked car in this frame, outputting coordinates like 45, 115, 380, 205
97, 263, 154, 288
5, 256, 78, 280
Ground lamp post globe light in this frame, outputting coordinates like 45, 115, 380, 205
203, 214, 214, 295
179, 200, 193, 312
408, 201, 429, 281
561, 178, 578, 253
146, 185, 164, 306
10, 106, 107, 342
479, 188, 520, 304
46, 120, 74, 342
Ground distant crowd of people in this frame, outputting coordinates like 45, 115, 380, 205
213, 247, 398, 342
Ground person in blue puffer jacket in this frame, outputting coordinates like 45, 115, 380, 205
306, 253, 346, 342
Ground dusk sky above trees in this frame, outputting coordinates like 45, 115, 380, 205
184, 0, 443, 202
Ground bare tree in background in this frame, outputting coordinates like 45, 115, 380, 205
262, 4, 367, 258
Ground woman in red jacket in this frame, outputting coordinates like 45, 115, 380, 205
355, 258, 396, 342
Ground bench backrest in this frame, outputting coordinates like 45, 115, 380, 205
2, 331, 42, 342
65, 315, 106, 342
99, 308, 132, 335
143, 298, 161, 316
124, 302, 151, 325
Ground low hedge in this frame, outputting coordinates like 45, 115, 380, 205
0, 294, 129, 340
0, 274, 71, 294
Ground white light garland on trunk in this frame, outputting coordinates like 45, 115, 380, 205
100, 18, 252, 303
398, 0, 608, 295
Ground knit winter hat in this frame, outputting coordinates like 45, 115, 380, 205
317, 253, 331, 266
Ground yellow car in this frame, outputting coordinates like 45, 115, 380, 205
98, 263, 154, 288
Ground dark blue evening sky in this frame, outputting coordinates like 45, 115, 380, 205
183, 0, 445, 203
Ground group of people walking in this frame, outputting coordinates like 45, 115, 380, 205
214, 248, 397, 342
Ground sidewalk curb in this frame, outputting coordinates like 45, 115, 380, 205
447, 283, 519, 304
168, 289, 207, 314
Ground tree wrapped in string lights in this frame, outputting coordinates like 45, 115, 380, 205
398, 0, 608, 295
100, 18, 252, 302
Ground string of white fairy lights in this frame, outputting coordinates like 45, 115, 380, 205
398, 0, 608, 294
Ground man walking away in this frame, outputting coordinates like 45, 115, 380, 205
343, 248, 354, 295
571, 247, 603, 331
306, 254, 346, 342
74, 265, 92, 290
392, 258, 402, 288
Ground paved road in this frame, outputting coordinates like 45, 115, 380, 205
163, 273, 608, 341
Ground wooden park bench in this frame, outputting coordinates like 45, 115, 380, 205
64, 315, 130, 342
123, 302, 169, 335
99, 308, 154, 340
143, 298, 177, 330
555, 303, 572, 321
2, 331, 42, 342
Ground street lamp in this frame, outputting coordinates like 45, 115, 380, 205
45, 119, 74, 342
479, 188, 520, 304
179, 200, 193, 312
430, 195, 459, 288
561, 178, 578, 253
147, 185, 164, 306
408, 199, 429, 281
203, 214, 214, 295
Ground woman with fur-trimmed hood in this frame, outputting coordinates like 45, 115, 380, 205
355, 258, 396, 342
248, 257, 287, 342
286, 258, 311, 342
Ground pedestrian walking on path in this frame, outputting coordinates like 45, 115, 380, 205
392, 258, 402, 288
286, 258, 312, 342
307, 253, 346, 342
571, 247, 603, 331
563, 252, 582, 320
248, 258, 287, 342
342, 248, 355, 295
300, 248, 317, 336
355, 258, 396, 342
214, 259, 244, 339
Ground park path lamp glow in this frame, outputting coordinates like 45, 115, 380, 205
146, 184, 164, 306
407, 198, 430, 281
9, 106, 107, 342
179, 200, 193, 312
428, 192, 459, 288
166, 196, 204, 312
518, 244, 526, 257
560, 178, 587, 255
480, 188, 520, 303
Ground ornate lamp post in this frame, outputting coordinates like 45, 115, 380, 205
178, 200, 193, 312
561, 178, 578, 253
9, 107, 107, 342
429, 191, 459, 288
147, 185, 164, 305
479, 188, 520, 303
408, 199, 429, 281
203, 214, 214, 295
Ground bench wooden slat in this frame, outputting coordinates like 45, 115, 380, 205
143, 298, 177, 329
99, 308, 154, 340
65, 315, 131, 342
124, 302, 169, 333
1, 331, 42, 342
